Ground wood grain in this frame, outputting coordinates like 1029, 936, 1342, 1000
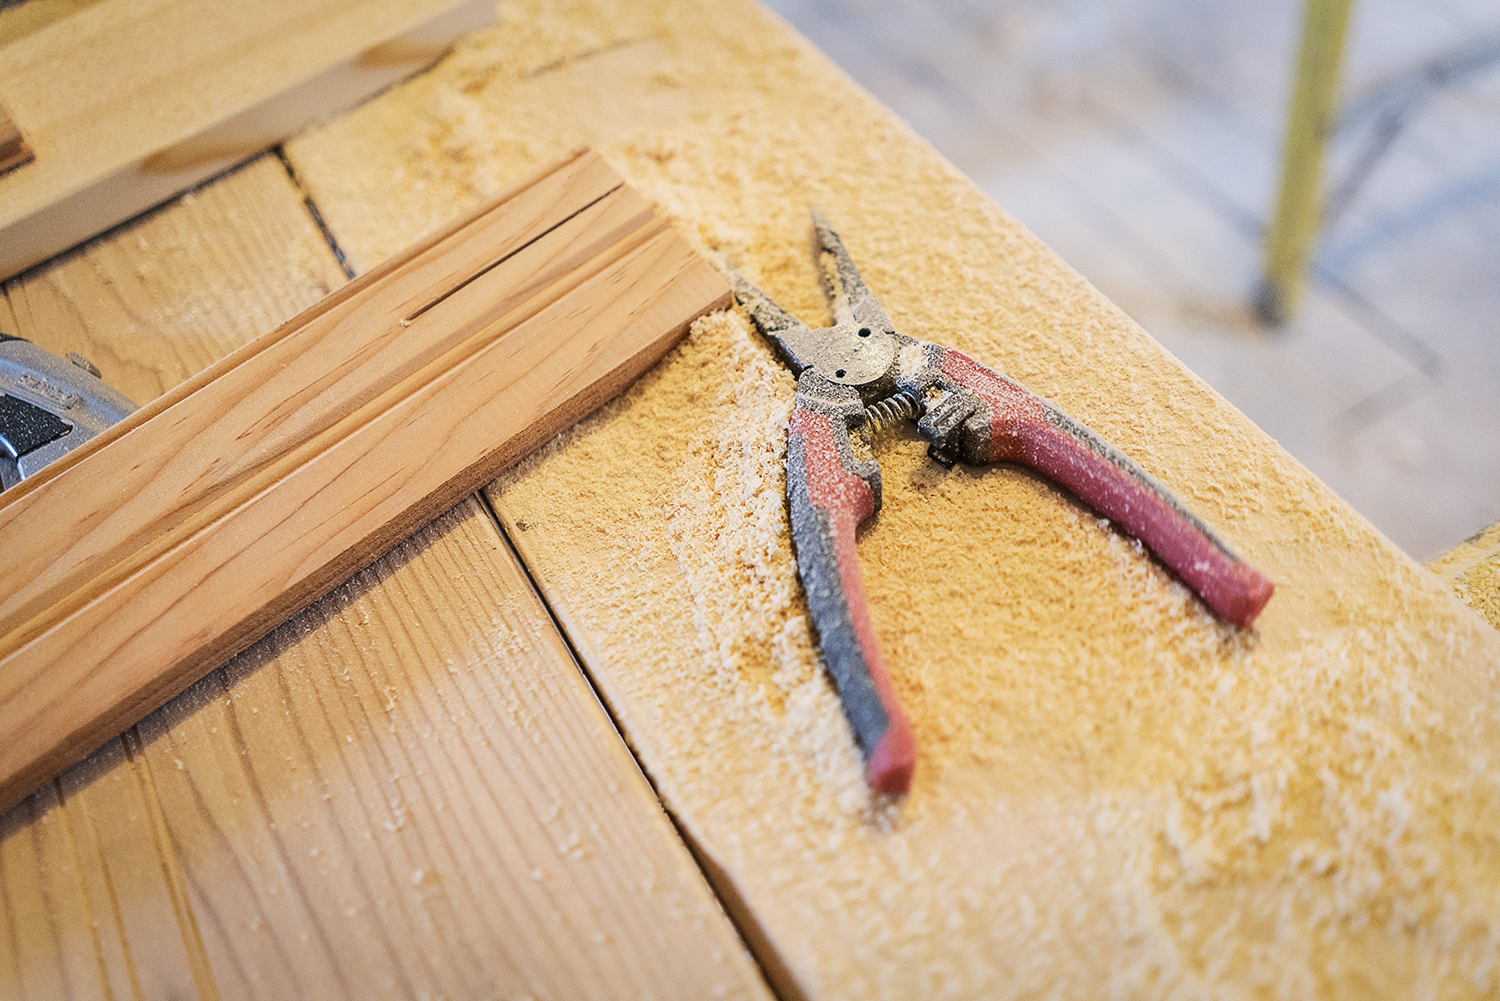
0, 149, 730, 815
0, 0, 495, 279
0, 136, 767, 1000
2, 153, 348, 404
282, 2, 1500, 995
1, 499, 772, 1000
159, 500, 770, 999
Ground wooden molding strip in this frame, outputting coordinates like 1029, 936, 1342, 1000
0, 149, 730, 814
0, 0, 496, 279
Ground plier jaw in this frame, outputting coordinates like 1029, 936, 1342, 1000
728, 211, 1274, 796
730, 210, 908, 386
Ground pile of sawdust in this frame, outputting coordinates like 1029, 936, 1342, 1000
285, 1, 1500, 996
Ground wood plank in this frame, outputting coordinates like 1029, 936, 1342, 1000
0, 2, 107, 48
0, 149, 640, 610
1, 139, 768, 999
132, 498, 769, 999
0, 0, 496, 279
284, 1, 1500, 995
0, 504, 775, 1000
55, 735, 220, 1000
2, 153, 348, 404
0, 150, 729, 815
0, 781, 137, 1000
0, 147, 348, 1001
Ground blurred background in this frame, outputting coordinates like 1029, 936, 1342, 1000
761, 0, 1500, 561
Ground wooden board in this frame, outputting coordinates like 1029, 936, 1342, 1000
0, 0, 496, 279
1, 500, 772, 1000
281, 2, 1500, 997
6, 0, 1499, 997
0, 149, 731, 815
0, 132, 769, 1001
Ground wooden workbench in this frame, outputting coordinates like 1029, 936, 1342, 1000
4, 1, 1499, 998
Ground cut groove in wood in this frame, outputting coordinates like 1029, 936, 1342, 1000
0, 148, 731, 815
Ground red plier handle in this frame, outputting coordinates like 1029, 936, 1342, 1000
784, 376, 915, 794
914, 347, 1274, 628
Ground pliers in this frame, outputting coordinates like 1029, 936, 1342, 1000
727, 210, 1274, 795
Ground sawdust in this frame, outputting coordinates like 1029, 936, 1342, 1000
286, 0, 1500, 997
1449, 561, 1500, 632
1430, 522, 1500, 632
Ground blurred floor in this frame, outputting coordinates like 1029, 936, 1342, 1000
761, 0, 1500, 560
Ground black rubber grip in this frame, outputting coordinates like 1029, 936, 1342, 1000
0, 393, 71, 459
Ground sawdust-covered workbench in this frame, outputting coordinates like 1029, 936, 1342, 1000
4, 1, 1500, 998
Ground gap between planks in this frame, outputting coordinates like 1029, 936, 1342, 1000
0, 148, 730, 816
0, 146, 773, 1001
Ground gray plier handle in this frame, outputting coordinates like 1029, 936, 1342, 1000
784, 373, 915, 794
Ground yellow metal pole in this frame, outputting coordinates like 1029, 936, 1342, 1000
1257, 0, 1355, 324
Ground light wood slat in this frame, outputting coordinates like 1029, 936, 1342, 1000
0, 150, 728, 816
1, 153, 349, 405
0, 150, 640, 628
0, 0, 496, 279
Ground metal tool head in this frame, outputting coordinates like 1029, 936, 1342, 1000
0, 334, 136, 490
727, 210, 899, 391
809, 208, 895, 335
